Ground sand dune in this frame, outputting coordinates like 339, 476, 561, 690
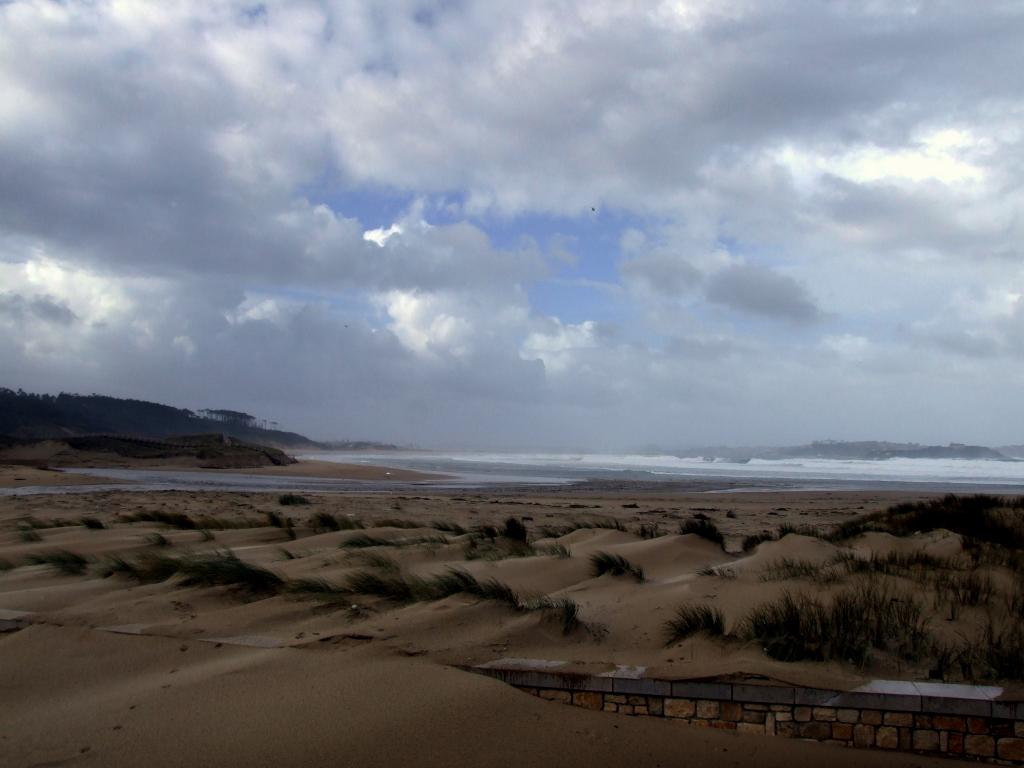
2, 487, 1014, 765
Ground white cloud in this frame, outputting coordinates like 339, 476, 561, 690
2, 1, 1024, 447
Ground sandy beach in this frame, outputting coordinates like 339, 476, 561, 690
4, 481, 1019, 765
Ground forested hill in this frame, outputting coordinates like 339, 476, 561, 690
0, 389, 318, 448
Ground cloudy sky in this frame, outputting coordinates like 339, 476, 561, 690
2, 1, 1023, 449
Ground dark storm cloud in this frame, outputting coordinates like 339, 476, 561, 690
705, 264, 822, 323
0, 292, 76, 325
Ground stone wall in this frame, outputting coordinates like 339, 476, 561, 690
469, 662, 1024, 764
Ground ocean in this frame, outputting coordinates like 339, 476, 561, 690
306, 450, 1024, 489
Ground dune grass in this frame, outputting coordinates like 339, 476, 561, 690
463, 538, 536, 561
145, 532, 172, 548
102, 553, 180, 583
344, 570, 422, 603
375, 518, 422, 529
534, 542, 572, 559
759, 557, 842, 584
538, 519, 627, 538
742, 532, 775, 552
637, 523, 663, 539
828, 494, 1024, 546
287, 577, 350, 604
175, 551, 284, 594
278, 493, 310, 506
777, 523, 821, 539
123, 510, 197, 529
340, 534, 393, 548
696, 565, 736, 579
340, 533, 449, 549
430, 520, 466, 535
741, 579, 930, 666
589, 551, 645, 582
664, 603, 725, 644
353, 551, 400, 572
548, 597, 580, 635
679, 518, 725, 547
310, 511, 363, 532
27, 550, 88, 575
80, 517, 105, 530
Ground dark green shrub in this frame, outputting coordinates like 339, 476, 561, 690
503, 517, 528, 543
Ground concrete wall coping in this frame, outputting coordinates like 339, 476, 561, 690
469, 658, 1024, 718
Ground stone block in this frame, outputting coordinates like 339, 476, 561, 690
914, 715, 933, 729
883, 712, 914, 727
710, 720, 737, 730
997, 737, 1024, 761
627, 695, 646, 706
837, 709, 859, 724
670, 681, 732, 700
813, 707, 837, 722
603, 703, 618, 712
765, 712, 776, 735
648, 697, 664, 717
948, 732, 964, 754
613, 677, 672, 697
876, 726, 899, 749
799, 722, 832, 740
912, 730, 939, 751
795, 688, 841, 706
502, 670, 569, 689
721, 702, 742, 722
571, 691, 603, 710
619, 705, 634, 715
832, 723, 853, 741
993, 702, 1024, 720
967, 717, 990, 734
853, 724, 875, 748
742, 710, 766, 724
775, 711, 792, 722
794, 706, 812, 722
634, 706, 649, 716
606, 694, 627, 704
933, 715, 965, 732
922, 695, 992, 717
899, 728, 911, 751
992, 721, 1016, 738
538, 689, 571, 703
744, 703, 768, 711
776, 721, 797, 738
732, 684, 795, 705
860, 710, 882, 725
965, 734, 995, 757
770, 704, 792, 712
697, 700, 720, 719
1016, 722, 1024, 738
829, 691, 919, 712
736, 722, 765, 736
664, 698, 696, 719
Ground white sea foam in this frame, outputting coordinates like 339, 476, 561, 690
308, 450, 1024, 486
